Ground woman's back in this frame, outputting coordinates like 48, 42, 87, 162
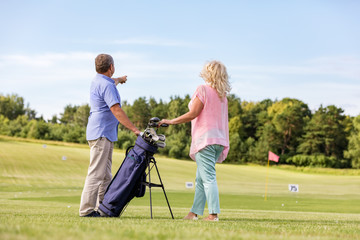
189, 84, 229, 163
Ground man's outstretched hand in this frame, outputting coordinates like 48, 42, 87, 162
113, 76, 128, 85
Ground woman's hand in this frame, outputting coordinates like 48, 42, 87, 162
159, 119, 172, 126
158, 97, 203, 126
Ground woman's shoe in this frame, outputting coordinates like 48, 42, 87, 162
204, 215, 219, 221
183, 212, 198, 220
183, 216, 198, 220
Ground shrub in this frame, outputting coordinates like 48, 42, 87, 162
286, 154, 343, 168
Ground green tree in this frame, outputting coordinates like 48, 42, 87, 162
240, 99, 273, 140
166, 131, 190, 159
166, 95, 191, 134
149, 97, 168, 120
25, 119, 50, 139
228, 115, 247, 163
268, 98, 311, 156
63, 125, 86, 143
46, 123, 67, 141
249, 122, 280, 164
25, 103, 37, 120
227, 94, 242, 119
344, 115, 360, 168
0, 115, 10, 135
8, 115, 29, 137
298, 105, 348, 160
127, 97, 151, 130
161, 95, 191, 159
74, 104, 90, 127
229, 116, 245, 138
59, 104, 78, 124
0, 94, 26, 120
50, 115, 58, 124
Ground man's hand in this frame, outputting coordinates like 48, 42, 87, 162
113, 76, 128, 86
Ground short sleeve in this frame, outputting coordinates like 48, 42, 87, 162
103, 84, 121, 108
193, 85, 206, 104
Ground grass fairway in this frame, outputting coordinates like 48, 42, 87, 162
1, 136, 360, 240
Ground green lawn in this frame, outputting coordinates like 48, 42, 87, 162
1, 136, 360, 240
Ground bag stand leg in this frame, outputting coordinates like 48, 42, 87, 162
144, 156, 174, 219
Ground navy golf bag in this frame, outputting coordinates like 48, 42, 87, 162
98, 136, 157, 217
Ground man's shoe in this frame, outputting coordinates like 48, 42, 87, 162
82, 211, 100, 217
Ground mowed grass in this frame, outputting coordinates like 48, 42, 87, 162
0, 136, 360, 240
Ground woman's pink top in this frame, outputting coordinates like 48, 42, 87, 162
189, 84, 229, 163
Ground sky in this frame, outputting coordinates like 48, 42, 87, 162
0, 0, 359, 119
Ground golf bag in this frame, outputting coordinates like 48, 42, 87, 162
98, 136, 157, 217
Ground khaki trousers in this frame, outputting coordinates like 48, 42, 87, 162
79, 137, 113, 216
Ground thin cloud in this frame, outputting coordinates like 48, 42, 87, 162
112, 37, 196, 47
229, 56, 360, 80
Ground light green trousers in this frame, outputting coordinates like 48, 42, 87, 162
190, 144, 224, 215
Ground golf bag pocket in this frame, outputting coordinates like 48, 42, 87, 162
135, 173, 146, 198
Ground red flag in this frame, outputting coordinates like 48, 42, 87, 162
268, 151, 279, 162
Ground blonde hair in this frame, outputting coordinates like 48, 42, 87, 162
200, 60, 231, 99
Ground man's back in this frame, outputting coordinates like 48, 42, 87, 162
86, 73, 121, 142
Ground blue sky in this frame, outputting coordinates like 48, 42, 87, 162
0, 0, 359, 119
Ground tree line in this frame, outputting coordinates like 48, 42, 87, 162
1, 93, 360, 168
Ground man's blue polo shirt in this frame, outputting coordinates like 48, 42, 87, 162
86, 74, 121, 142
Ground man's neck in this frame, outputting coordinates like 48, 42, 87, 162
102, 71, 112, 78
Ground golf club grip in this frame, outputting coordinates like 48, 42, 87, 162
160, 123, 169, 127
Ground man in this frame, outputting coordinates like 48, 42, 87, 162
79, 54, 140, 217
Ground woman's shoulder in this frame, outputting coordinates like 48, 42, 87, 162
200, 84, 227, 102
194, 84, 206, 94
196, 84, 207, 89
200, 84, 220, 95
196, 84, 214, 92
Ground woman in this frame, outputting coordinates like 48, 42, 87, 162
159, 60, 230, 221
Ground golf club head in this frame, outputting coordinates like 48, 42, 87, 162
143, 129, 152, 138
156, 142, 166, 148
141, 129, 154, 143
157, 134, 165, 142
149, 128, 159, 142
149, 117, 160, 123
149, 122, 158, 128
142, 118, 168, 147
